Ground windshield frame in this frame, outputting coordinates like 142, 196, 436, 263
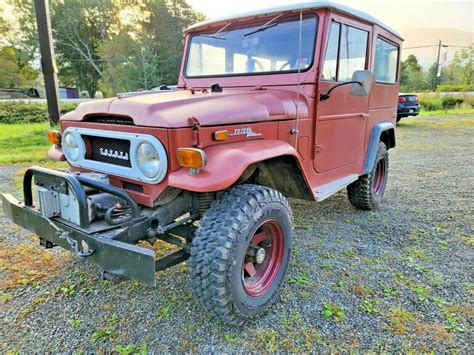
183, 14, 319, 79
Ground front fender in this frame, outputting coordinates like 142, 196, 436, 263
168, 140, 297, 192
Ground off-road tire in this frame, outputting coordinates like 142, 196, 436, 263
347, 141, 388, 210
189, 184, 293, 326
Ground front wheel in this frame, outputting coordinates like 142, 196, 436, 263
347, 141, 388, 210
188, 185, 293, 325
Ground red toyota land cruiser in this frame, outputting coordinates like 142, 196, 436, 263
2, 2, 401, 325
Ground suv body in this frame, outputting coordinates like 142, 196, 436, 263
2, 1, 402, 324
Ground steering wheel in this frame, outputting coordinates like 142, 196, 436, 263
278, 61, 292, 71
246, 58, 265, 72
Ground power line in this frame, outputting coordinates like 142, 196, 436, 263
403, 44, 471, 50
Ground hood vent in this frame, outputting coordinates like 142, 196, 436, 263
84, 115, 135, 126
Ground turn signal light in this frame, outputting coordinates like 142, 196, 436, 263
47, 130, 62, 145
213, 130, 229, 141
177, 148, 207, 169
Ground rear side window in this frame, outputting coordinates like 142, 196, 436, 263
338, 25, 369, 81
374, 37, 398, 83
322, 22, 369, 81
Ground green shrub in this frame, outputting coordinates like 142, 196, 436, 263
436, 84, 474, 93
418, 95, 443, 111
0, 101, 78, 124
441, 96, 464, 109
419, 94, 471, 111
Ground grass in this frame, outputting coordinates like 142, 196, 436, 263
0, 122, 58, 164
398, 115, 474, 131
0, 240, 69, 290
419, 107, 474, 117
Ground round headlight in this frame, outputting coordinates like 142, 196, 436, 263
137, 142, 161, 178
63, 132, 80, 162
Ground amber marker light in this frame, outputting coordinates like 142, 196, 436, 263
212, 130, 229, 141
47, 130, 62, 145
177, 148, 207, 173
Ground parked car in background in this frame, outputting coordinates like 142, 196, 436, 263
397, 93, 420, 123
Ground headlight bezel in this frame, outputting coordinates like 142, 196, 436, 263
136, 141, 163, 179
61, 128, 168, 184
62, 131, 81, 162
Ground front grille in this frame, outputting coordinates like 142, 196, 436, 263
85, 135, 132, 167
123, 182, 144, 193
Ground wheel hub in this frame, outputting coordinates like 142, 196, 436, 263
255, 248, 266, 264
242, 219, 285, 297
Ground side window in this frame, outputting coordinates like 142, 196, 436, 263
374, 37, 398, 83
322, 22, 340, 81
339, 25, 369, 81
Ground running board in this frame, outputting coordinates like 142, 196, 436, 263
313, 174, 358, 202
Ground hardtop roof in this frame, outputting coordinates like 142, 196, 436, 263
185, 0, 402, 40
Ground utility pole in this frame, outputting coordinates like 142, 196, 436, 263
34, 0, 61, 125
433, 41, 449, 91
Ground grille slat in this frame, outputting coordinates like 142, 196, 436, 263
123, 182, 144, 193
85, 135, 132, 167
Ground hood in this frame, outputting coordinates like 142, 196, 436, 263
62, 89, 308, 128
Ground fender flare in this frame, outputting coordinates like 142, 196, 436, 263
168, 140, 298, 192
363, 122, 395, 174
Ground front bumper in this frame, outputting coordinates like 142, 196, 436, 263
1, 167, 157, 284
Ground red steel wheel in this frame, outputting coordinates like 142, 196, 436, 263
242, 219, 285, 297
372, 158, 386, 196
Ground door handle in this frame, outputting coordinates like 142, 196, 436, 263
361, 113, 369, 120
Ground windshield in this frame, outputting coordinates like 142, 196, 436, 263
185, 16, 318, 77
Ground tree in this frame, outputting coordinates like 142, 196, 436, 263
99, 31, 162, 94
145, 0, 205, 85
400, 54, 429, 92
0, 46, 39, 88
446, 45, 473, 86
51, 0, 118, 97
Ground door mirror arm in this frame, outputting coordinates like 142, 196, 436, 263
320, 81, 362, 101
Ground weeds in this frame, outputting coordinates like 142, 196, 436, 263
322, 303, 346, 320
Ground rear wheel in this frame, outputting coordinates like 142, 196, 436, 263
347, 141, 388, 210
396, 115, 402, 123
189, 184, 293, 325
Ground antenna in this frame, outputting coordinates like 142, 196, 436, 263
293, 0, 303, 150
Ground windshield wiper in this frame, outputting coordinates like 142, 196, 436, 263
243, 13, 283, 37
202, 22, 230, 40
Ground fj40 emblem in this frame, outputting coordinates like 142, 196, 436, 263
99, 148, 129, 160
230, 127, 262, 138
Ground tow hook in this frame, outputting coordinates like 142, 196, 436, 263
60, 231, 95, 258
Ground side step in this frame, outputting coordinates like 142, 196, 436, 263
313, 174, 358, 202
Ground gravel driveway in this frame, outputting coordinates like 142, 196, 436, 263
1, 114, 473, 352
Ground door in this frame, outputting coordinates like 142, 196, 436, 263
314, 20, 371, 173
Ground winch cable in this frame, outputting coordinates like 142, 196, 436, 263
294, 0, 303, 151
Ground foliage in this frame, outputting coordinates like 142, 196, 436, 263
321, 303, 345, 319
0, 101, 77, 124
0, 47, 39, 88
436, 83, 474, 92
400, 46, 473, 92
400, 54, 429, 92
98, 30, 161, 93
418, 94, 472, 112
7, 0, 204, 96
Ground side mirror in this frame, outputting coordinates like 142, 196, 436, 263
351, 70, 374, 97
320, 70, 375, 101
